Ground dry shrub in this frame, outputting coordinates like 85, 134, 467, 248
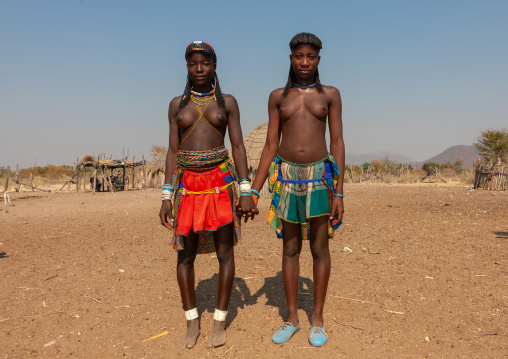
457, 169, 475, 185
441, 168, 457, 178
395, 171, 420, 184
344, 168, 474, 185
82, 155, 94, 163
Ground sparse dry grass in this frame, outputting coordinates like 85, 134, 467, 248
344, 169, 475, 186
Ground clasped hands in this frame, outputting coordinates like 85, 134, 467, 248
236, 193, 259, 222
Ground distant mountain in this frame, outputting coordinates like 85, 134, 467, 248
346, 146, 481, 169
418, 145, 480, 169
345, 151, 417, 166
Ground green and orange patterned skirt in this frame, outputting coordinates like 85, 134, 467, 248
267, 154, 342, 240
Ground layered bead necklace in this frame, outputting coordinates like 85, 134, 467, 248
190, 88, 215, 106
191, 95, 214, 106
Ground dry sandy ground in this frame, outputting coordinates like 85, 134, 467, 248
0, 184, 507, 359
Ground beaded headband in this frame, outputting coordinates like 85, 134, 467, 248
182, 41, 217, 103
187, 41, 216, 63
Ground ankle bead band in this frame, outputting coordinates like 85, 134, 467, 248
185, 308, 199, 320
213, 308, 228, 321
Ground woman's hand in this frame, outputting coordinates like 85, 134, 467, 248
330, 196, 344, 226
236, 195, 258, 222
159, 200, 174, 229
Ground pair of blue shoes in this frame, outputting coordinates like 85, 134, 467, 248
272, 321, 327, 346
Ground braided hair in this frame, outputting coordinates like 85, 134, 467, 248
282, 33, 324, 97
178, 41, 226, 109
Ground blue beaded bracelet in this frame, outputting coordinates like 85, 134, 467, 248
333, 193, 345, 198
237, 178, 251, 183
251, 189, 260, 197
240, 193, 252, 196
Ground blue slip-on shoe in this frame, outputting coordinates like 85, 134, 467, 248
309, 325, 328, 347
272, 321, 300, 344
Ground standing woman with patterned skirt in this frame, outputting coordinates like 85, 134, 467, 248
159, 41, 255, 349
251, 33, 345, 347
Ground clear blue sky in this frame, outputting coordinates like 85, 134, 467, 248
1, 0, 507, 168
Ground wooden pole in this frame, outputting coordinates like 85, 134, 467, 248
104, 165, 115, 193
69, 167, 76, 190
123, 149, 129, 191
131, 155, 136, 190
59, 170, 78, 191
4, 166, 10, 192
76, 158, 80, 192
101, 166, 106, 192
122, 148, 126, 191
30, 159, 36, 192
92, 155, 97, 195
15, 165, 20, 192
12, 179, 51, 192
142, 153, 146, 190
82, 163, 87, 192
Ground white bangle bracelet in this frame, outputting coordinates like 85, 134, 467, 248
185, 308, 199, 320
239, 183, 251, 193
213, 308, 228, 321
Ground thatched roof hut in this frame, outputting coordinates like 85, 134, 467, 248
145, 150, 167, 188
243, 122, 268, 175
242, 123, 269, 197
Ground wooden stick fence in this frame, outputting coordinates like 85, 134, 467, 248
76, 153, 146, 194
474, 160, 508, 191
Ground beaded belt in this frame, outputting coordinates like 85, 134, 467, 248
177, 146, 229, 168
276, 154, 333, 184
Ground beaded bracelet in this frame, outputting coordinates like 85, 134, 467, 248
333, 193, 345, 198
251, 189, 260, 197
163, 185, 173, 191
237, 178, 251, 183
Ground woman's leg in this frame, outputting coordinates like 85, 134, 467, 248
176, 232, 200, 349
281, 220, 303, 326
308, 216, 331, 327
208, 222, 235, 348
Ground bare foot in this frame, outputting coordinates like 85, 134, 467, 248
179, 318, 200, 349
208, 320, 226, 348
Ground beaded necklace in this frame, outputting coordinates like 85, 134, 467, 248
191, 88, 215, 97
292, 83, 316, 89
191, 94, 214, 106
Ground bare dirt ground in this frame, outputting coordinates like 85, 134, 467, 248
1, 184, 507, 358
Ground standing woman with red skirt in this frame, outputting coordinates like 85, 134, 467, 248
160, 41, 255, 349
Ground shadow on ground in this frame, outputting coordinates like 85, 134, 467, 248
494, 231, 508, 239
194, 271, 316, 327
195, 273, 255, 328
252, 271, 315, 323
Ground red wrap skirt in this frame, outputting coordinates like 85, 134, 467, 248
177, 165, 234, 235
